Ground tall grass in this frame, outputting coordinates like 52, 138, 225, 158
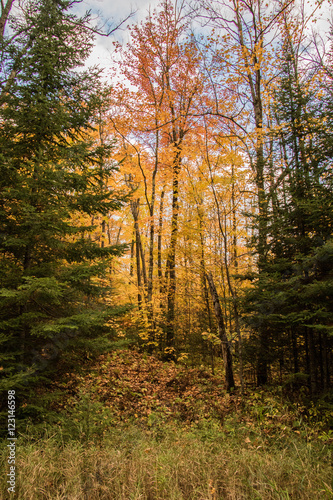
1, 420, 332, 499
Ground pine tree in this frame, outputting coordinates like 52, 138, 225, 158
0, 0, 127, 391
242, 34, 333, 392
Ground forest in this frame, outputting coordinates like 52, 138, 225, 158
0, 0, 332, 498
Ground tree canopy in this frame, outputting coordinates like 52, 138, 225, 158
0, 0, 332, 396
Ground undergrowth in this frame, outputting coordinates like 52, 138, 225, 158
0, 349, 332, 499
0, 420, 332, 500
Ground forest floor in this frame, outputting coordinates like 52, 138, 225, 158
1, 348, 332, 499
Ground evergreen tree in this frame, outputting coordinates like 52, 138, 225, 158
242, 36, 333, 392
0, 0, 126, 391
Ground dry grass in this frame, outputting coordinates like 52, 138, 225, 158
1, 350, 332, 499
1, 421, 332, 500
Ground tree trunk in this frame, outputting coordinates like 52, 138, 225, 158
0, 0, 14, 40
291, 327, 299, 373
131, 199, 146, 309
307, 327, 317, 395
158, 188, 165, 302
165, 150, 181, 355
130, 234, 134, 278
206, 272, 235, 392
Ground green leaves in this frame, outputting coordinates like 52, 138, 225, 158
0, 0, 126, 387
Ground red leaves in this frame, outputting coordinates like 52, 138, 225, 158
50, 348, 233, 425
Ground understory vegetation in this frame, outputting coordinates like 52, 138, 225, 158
1, 348, 332, 499
1, 424, 332, 499
1, 0, 333, 497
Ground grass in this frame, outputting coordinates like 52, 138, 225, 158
1, 349, 332, 499
0, 419, 332, 500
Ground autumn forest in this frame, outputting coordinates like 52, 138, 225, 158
0, 0, 333, 498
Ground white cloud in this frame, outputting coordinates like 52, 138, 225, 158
74, 0, 161, 77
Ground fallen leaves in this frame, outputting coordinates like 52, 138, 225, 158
50, 348, 232, 425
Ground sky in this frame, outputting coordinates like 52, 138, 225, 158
74, 0, 162, 75
74, 0, 332, 80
